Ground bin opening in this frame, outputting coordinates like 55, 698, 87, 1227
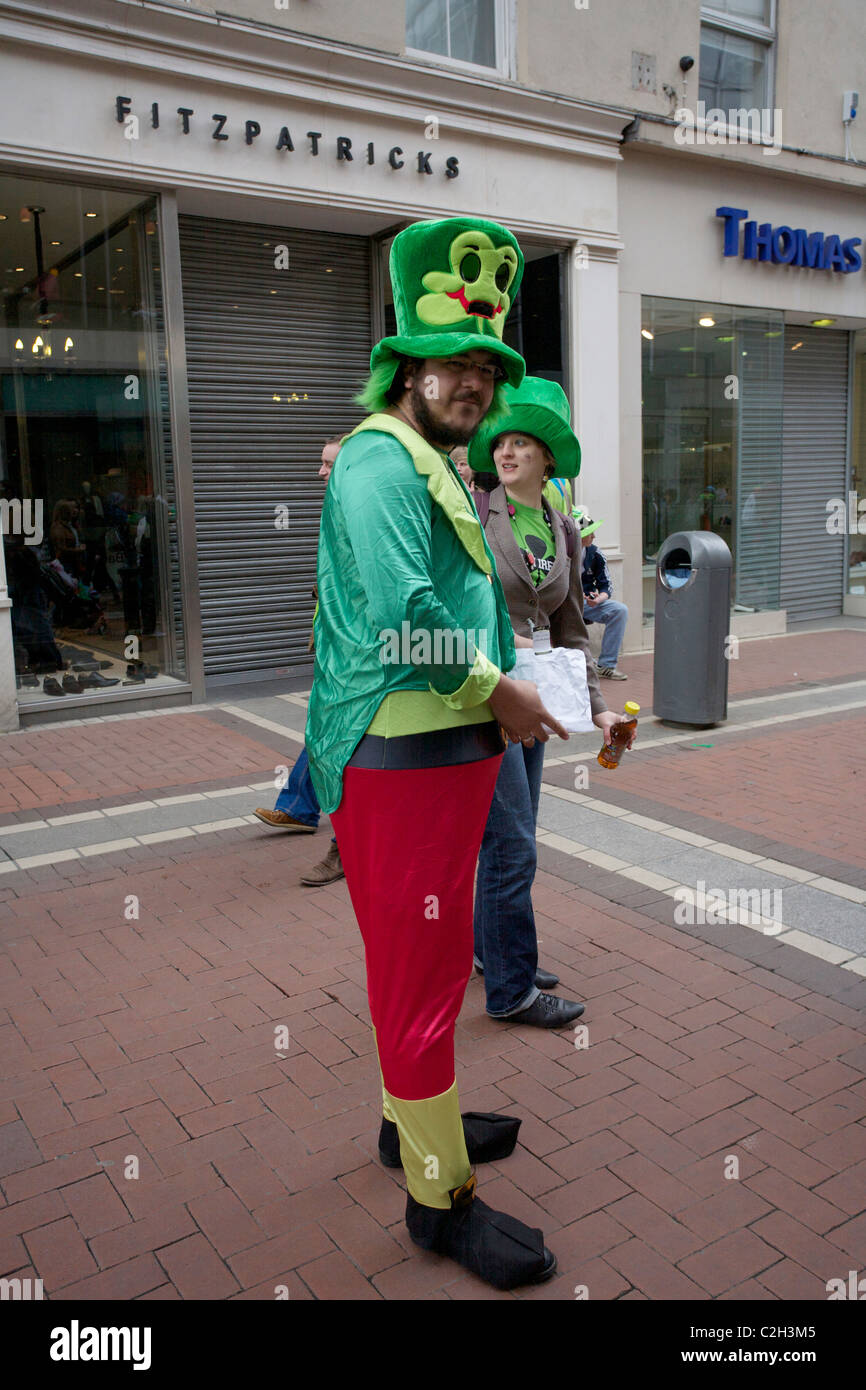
662, 547, 692, 589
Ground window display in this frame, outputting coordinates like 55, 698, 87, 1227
0, 174, 185, 703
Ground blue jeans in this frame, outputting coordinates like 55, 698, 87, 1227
273, 748, 336, 847
473, 737, 545, 1017
583, 597, 628, 668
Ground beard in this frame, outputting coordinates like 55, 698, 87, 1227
409, 377, 487, 450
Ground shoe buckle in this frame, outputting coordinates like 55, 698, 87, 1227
449, 1173, 477, 1209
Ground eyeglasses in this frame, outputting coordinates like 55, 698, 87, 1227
436, 357, 506, 383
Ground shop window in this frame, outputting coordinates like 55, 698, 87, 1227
700, 1, 775, 117
406, 0, 513, 77
641, 295, 783, 621
0, 174, 185, 705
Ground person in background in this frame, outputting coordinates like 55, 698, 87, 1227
450, 445, 473, 489
468, 377, 622, 1029
49, 500, 86, 576
254, 436, 345, 886
575, 507, 629, 680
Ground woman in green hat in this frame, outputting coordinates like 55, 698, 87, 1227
468, 376, 627, 1027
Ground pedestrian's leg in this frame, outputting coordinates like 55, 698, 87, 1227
332, 760, 501, 1204
473, 740, 540, 1018
594, 599, 628, 669
274, 747, 321, 826
332, 758, 553, 1288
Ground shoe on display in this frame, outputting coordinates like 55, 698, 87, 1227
406, 1177, 556, 1290
62, 674, 84, 694
253, 809, 317, 833
72, 660, 100, 672
43, 677, 66, 697
126, 662, 158, 679
503, 993, 585, 1029
299, 841, 345, 886
379, 1112, 521, 1170
77, 672, 121, 689
598, 667, 628, 680
475, 961, 560, 990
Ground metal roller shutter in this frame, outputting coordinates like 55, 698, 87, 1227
780, 326, 849, 622
735, 320, 784, 610
179, 215, 372, 679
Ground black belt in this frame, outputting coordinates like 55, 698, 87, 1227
346, 719, 505, 771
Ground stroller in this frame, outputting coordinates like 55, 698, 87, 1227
42, 558, 107, 634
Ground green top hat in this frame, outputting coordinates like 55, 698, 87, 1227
468, 375, 581, 479
369, 217, 527, 389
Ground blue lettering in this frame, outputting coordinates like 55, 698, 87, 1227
718, 207, 860, 274
771, 226, 796, 263
715, 206, 749, 256
743, 220, 773, 261
793, 229, 825, 268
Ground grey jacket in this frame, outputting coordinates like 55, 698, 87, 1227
481, 483, 607, 717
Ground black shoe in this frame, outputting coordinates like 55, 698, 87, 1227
43, 677, 65, 697
127, 660, 158, 679
77, 672, 121, 688
72, 660, 99, 672
475, 962, 560, 990
62, 674, 84, 694
124, 668, 146, 683
379, 1112, 521, 1170
504, 993, 585, 1029
406, 1177, 556, 1290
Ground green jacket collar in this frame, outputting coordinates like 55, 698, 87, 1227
348, 413, 492, 576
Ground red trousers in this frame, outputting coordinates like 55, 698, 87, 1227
331, 755, 502, 1101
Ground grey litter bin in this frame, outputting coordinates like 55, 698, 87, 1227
653, 531, 732, 726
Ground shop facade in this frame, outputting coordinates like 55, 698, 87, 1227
618, 147, 866, 647
0, 0, 630, 726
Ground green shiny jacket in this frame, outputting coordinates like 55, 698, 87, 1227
306, 413, 516, 813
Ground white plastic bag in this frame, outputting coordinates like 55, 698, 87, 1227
509, 644, 595, 733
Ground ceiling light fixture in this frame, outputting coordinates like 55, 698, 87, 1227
698, 316, 715, 327
641, 328, 654, 340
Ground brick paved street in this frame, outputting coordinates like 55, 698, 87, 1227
0, 628, 864, 1300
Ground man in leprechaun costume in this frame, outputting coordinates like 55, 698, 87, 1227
305, 217, 568, 1289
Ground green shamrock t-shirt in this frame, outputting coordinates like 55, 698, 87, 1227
507, 497, 555, 587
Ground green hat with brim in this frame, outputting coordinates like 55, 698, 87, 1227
369, 217, 527, 391
468, 375, 581, 479
572, 505, 604, 539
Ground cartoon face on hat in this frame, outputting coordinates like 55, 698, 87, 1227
368, 217, 527, 389
416, 229, 520, 337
